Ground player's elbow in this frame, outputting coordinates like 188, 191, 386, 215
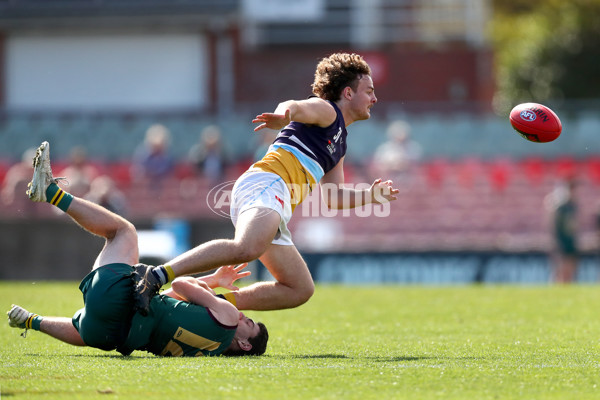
170, 279, 186, 294
275, 100, 296, 117
170, 277, 196, 298
171, 276, 194, 287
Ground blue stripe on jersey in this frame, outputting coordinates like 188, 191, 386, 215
273, 100, 348, 174
270, 143, 324, 182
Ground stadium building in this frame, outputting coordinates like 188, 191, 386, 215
0, 0, 598, 283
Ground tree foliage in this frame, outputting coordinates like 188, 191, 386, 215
490, 0, 600, 112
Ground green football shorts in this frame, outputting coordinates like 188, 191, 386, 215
72, 263, 135, 352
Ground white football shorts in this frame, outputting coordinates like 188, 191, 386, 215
230, 171, 294, 246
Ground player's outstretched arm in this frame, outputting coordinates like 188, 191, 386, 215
253, 98, 336, 131
320, 159, 400, 209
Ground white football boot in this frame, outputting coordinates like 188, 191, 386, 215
26, 141, 61, 202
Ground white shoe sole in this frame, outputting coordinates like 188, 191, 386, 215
27, 141, 53, 202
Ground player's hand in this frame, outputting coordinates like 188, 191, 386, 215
211, 263, 251, 291
369, 179, 399, 204
252, 109, 291, 132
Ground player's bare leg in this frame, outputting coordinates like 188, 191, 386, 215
27, 141, 138, 269
233, 243, 315, 311
64, 198, 139, 269
7, 305, 85, 345
170, 207, 280, 275
38, 317, 86, 346
132, 206, 280, 315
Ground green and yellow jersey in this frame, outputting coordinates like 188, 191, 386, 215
121, 295, 237, 357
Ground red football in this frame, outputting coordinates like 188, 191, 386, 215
509, 103, 562, 143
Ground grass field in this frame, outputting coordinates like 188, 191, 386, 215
1, 281, 600, 399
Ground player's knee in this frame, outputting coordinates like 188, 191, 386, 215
232, 241, 268, 263
289, 280, 315, 307
114, 220, 137, 245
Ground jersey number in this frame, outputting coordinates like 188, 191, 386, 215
160, 326, 221, 357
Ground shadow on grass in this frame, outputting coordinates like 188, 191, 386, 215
369, 356, 431, 362
270, 355, 484, 362
269, 354, 450, 362
368, 355, 484, 362
26, 353, 153, 360
269, 354, 350, 360
27, 352, 481, 363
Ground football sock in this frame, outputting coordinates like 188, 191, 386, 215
153, 264, 175, 285
25, 313, 43, 331
46, 183, 74, 212
216, 293, 237, 307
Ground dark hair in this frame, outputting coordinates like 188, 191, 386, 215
222, 322, 269, 357
311, 53, 371, 101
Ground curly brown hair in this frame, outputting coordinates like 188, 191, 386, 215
311, 53, 371, 101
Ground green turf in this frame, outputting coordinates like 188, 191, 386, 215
1, 281, 600, 399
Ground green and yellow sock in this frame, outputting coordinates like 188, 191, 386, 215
46, 183, 73, 212
153, 264, 176, 285
25, 313, 43, 331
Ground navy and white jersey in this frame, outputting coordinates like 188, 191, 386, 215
251, 100, 347, 209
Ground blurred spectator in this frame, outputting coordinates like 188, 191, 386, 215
188, 125, 227, 184
1, 147, 35, 207
84, 175, 128, 216
544, 179, 579, 283
370, 120, 422, 183
57, 146, 100, 198
131, 124, 174, 183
